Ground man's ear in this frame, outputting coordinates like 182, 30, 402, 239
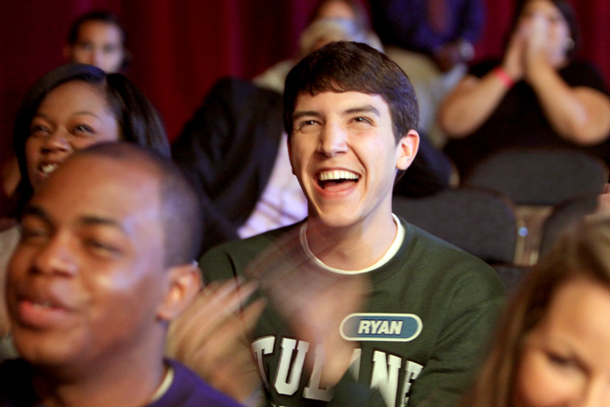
396, 129, 420, 171
156, 263, 201, 322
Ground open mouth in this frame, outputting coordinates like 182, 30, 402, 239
15, 293, 73, 329
317, 170, 360, 191
39, 163, 60, 176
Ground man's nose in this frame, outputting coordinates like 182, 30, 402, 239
41, 129, 72, 154
318, 122, 348, 157
32, 233, 79, 278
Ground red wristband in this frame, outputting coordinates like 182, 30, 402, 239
494, 67, 515, 88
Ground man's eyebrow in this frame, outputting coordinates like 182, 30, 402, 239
343, 105, 381, 116
292, 105, 381, 121
22, 207, 126, 232
21, 205, 52, 224
292, 110, 323, 122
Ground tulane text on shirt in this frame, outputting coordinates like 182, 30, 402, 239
252, 336, 424, 407
340, 313, 423, 342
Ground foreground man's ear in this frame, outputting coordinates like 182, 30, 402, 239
156, 263, 202, 322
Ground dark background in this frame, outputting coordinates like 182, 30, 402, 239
1, 0, 608, 166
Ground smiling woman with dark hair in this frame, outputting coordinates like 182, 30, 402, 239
0, 64, 170, 354
12, 63, 170, 212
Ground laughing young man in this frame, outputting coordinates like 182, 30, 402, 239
200, 42, 505, 407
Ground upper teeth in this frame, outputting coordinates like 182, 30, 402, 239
319, 170, 359, 181
41, 164, 59, 175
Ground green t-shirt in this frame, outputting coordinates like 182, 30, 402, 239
202, 218, 505, 407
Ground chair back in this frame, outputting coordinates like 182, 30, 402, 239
463, 149, 608, 265
393, 187, 517, 264
463, 148, 608, 205
540, 193, 599, 256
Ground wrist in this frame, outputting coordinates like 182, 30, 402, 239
242, 384, 265, 407
494, 66, 516, 89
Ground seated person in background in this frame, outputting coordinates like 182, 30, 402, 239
458, 214, 610, 407
312, 0, 372, 28
439, 0, 610, 178
369, 0, 483, 73
0, 142, 242, 407
0, 64, 170, 359
174, 41, 505, 407
253, 0, 383, 93
64, 10, 131, 74
369, 0, 485, 147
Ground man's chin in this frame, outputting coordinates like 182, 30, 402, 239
308, 210, 359, 230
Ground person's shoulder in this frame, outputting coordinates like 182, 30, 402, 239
210, 76, 283, 103
204, 223, 295, 257
399, 218, 505, 296
201, 223, 301, 280
252, 59, 294, 93
149, 359, 242, 407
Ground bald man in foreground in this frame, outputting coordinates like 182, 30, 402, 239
0, 143, 242, 407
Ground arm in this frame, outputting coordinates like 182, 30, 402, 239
261, 267, 386, 407
527, 65, 610, 145
438, 29, 526, 138
251, 258, 369, 388
166, 279, 266, 405
523, 22, 610, 144
437, 74, 508, 137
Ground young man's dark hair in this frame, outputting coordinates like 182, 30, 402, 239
283, 41, 419, 143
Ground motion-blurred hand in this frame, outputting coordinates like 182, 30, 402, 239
248, 233, 370, 387
166, 279, 266, 404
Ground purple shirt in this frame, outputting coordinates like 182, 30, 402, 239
0, 358, 243, 407
369, 0, 485, 54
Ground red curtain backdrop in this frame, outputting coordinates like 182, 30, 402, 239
1, 0, 609, 166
